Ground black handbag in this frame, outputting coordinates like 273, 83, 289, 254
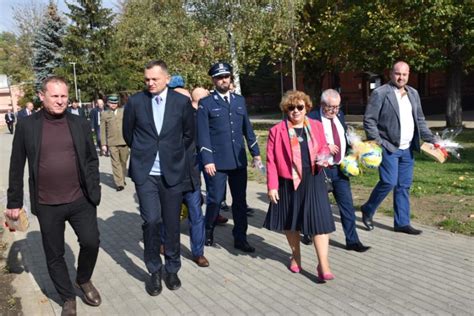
322, 169, 333, 192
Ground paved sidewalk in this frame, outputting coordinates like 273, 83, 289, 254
0, 129, 473, 315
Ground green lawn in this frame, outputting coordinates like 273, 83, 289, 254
248, 125, 474, 235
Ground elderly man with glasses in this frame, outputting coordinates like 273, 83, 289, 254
305, 89, 370, 252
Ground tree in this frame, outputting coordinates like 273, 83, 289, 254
32, 1, 66, 91
112, 0, 219, 92
188, 0, 277, 94
61, 0, 115, 100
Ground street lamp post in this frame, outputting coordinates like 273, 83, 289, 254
70, 62, 78, 101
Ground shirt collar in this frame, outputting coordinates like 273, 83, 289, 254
216, 90, 230, 101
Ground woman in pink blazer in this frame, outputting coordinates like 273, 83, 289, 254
264, 90, 336, 281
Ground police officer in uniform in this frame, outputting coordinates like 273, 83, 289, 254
197, 62, 261, 253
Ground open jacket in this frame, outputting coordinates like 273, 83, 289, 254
7, 111, 101, 215
266, 118, 329, 191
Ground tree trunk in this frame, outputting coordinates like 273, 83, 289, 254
227, 21, 241, 95
445, 51, 463, 127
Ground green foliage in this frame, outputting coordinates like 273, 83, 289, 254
113, 0, 219, 92
32, 2, 66, 91
0, 32, 34, 84
438, 218, 474, 236
60, 0, 115, 100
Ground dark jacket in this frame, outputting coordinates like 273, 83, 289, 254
67, 106, 86, 118
123, 89, 195, 187
309, 108, 349, 156
197, 91, 260, 170
7, 111, 101, 215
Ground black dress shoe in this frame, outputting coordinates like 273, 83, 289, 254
246, 207, 256, 216
220, 201, 230, 212
205, 229, 214, 246
116, 186, 124, 192
164, 273, 181, 290
76, 281, 101, 306
394, 225, 422, 235
234, 240, 255, 253
301, 234, 312, 245
146, 272, 162, 296
362, 212, 374, 231
346, 242, 371, 252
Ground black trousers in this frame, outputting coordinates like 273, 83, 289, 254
7, 122, 14, 134
36, 197, 100, 302
135, 175, 182, 274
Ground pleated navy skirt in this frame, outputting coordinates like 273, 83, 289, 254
263, 167, 335, 236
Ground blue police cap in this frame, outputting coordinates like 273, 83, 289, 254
208, 62, 232, 77
168, 75, 185, 88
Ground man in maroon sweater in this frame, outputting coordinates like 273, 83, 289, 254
5, 76, 101, 316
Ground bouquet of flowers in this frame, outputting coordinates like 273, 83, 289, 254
339, 126, 383, 177
421, 127, 463, 163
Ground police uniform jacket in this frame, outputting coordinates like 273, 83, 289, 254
197, 91, 260, 170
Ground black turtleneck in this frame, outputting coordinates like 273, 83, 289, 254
38, 110, 83, 204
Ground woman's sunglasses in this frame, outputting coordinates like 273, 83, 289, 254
288, 104, 305, 112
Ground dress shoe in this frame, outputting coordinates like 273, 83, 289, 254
216, 214, 228, 225
234, 240, 255, 253
205, 229, 214, 246
317, 264, 335, 281
301, 234, 312, 245
61, 299, 77, 316
164, 273, 181, 290
220, 201, 230, 212
192, 255, 209, 267
76, 281, 101, 306
346, 242, 371, 252
362, 211, 374, 231
116, 186, 124, 192
394, 225, 422, 235
146, 272, 162, 296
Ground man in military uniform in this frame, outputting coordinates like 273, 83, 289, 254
101, 94, 129, 191
197, 62, 261, 253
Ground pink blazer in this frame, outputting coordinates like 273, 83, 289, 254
266, 118, 329, 190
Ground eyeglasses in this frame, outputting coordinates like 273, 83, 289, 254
288, 104, 305, 112
215, 75, 231, 80
324, 105, 340, 111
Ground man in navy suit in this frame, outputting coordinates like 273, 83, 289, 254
197, 62, 261, 253
89, 98, 105, 155
17, 102, 34, 120
308, 89, 370, 252
123, 60, 194, 296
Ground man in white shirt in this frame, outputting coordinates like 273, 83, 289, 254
308, 89, 370, 252
362, 61, 435, 235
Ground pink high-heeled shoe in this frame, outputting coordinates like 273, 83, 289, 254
317, 264, 334, 280
289, 258, 301, 273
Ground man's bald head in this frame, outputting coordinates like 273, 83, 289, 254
191, 87, 210, 109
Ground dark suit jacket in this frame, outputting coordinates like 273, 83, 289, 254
5, 113, 15, 124
17, 109, 30, 120
364, 83, 434, 153
123, 89, 195, 187
89, 107, 102, 131
67, 107, 86, 118
7, 111, 101, 215
309, 108, 349, 156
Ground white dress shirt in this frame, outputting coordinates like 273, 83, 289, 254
394, 88, 414, 150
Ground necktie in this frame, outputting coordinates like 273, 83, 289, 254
223, 96, 229, 104
330, 118, 341, 163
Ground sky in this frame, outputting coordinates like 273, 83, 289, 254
0, 0, 118, 33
